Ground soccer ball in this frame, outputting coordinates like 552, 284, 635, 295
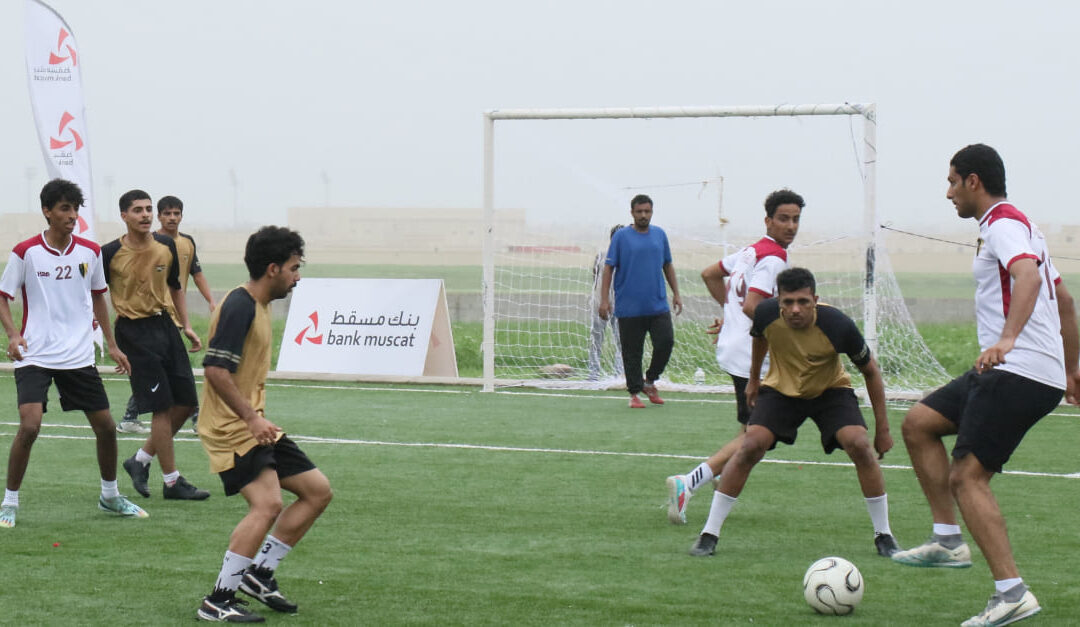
802, 556, 863, 615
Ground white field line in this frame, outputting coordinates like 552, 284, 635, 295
3, 422, 1077, 480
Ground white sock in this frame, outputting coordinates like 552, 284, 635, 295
163, 470, 180, 486
701, 491, 738, 537
253, 535, 293, 572
3, 489, 18, 508
135, 448, 154, 465
214, 551, 252, 595
933, 523, 962, 536
685, 463, 714, 492
864, 494, 892, 536
995, 577, 1023, 594
101, 479, 119, 499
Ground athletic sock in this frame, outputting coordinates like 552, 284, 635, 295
2, 489, 18, 508
101, 479, 119, 499
134, 448, 154, 466
996, 578, 1025, 599
211, 551, 253, 600
253, 535, 293, 572
932, 522, 962, 536
701, 491, 737, 537
864, 494, 892, 536
163, 470, 180, 486
685, 462, 714, 492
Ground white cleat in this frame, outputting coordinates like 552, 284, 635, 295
665, 475, 690, 525
891, 539, 972, 568
960, 589, 1040, 627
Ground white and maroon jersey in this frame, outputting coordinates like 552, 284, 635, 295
714, 236, 788, 377
975, 202, 1065, 389
0, 232, 106, 369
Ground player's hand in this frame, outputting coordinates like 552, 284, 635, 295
706, 317, 722, 345
975, 338, 1014, 373
874, 429, 894, 460
248, 415, 283, 446
6, 336, 28, 361
208, 301, 217, 314
1066, 370, 1080, 406
672, 294, 683, 316
108, 344, 131, 375
745, 378, 759, 409
598, 300, 612, 321
183, 326, 203, 352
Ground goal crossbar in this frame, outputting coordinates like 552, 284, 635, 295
481, 103, 878, 392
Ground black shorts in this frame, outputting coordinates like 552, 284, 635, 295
919, 368, 1063, 472
14, 365, 109, 413
115, 314, 198, 412
748, 386, 867, 454
730, 374, 751, 424
218, 436, 318, 497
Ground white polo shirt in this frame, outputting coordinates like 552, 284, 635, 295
0, 232, 107, 370
714, 236, 788, 377
975, 202, 1065, 389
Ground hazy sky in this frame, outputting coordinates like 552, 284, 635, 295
1, 1, 1076, 235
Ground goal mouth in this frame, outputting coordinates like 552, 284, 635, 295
481, 104, 949, 396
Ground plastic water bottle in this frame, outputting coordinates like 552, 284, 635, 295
693, 367, 705, 386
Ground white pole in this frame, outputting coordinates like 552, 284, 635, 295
862, 105, 878, 355
482, 114, 496, 392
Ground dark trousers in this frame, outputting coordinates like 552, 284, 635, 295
617, 313, 674, 395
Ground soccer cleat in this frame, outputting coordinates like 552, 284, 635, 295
0, 504, 17, 528
642, 383, 665, 405
116, 419, 151, 434
688, 533, 718, 557
163, 476, 211, 500
960, 589, 1040, 627
123, 455, 151, 498
665, 475, 690, 525
628, 394, 646, 409
891, 538, 972, 568
874, 533, 901, 557
239, 567, 298, 613
98, 495, 149, 518
197, 595, 265, 623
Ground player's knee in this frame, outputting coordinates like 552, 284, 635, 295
901, 404, 944, 444
15, 422, 41, 445
308, 476, 333, 512
253, 497, 284, 521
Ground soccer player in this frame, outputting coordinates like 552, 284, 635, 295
598, 194, 683, 407
196, 226, 332, 622
665, 189, 802, 526
105, 189, 210, 501
117, 195, 215, 434
686, 267, 900, 558
0, 179, 147, 527
890, 144, 1080, 627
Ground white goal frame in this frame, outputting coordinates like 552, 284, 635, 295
481, 103, 879, 392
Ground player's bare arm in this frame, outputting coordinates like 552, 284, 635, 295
745, 335, 768, 409
0, 296, 28, 360
701, 262, 729, 306
856, 356, 893, 459
91, 291, 130, 374
598, 264, 614, 320
1055, 280, 1080, 405
204, 365, 281, 446
193, 271, 216, 313
741, 291, 767, 321
663, 262, 682, 315
169, 285, 203, 352
976, 258, 1040, 373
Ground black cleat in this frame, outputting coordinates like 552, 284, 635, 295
197, 595, 265, 622
238, 567, 298, 613
875, 533, 901, 557
688, 533, 718, 557
163, 476, 210, 500
122, 455, 150, 498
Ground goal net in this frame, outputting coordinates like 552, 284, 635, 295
482, 105, 950, 398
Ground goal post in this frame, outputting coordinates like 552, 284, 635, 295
481, 103, 943, 396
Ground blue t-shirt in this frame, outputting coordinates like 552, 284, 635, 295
605, 226, 672, 317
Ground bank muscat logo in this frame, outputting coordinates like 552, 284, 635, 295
293, 311, 323, 345
49, 112, 84, 151
49, 29, 78, 67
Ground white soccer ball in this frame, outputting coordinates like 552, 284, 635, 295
802, 556, 863, 615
